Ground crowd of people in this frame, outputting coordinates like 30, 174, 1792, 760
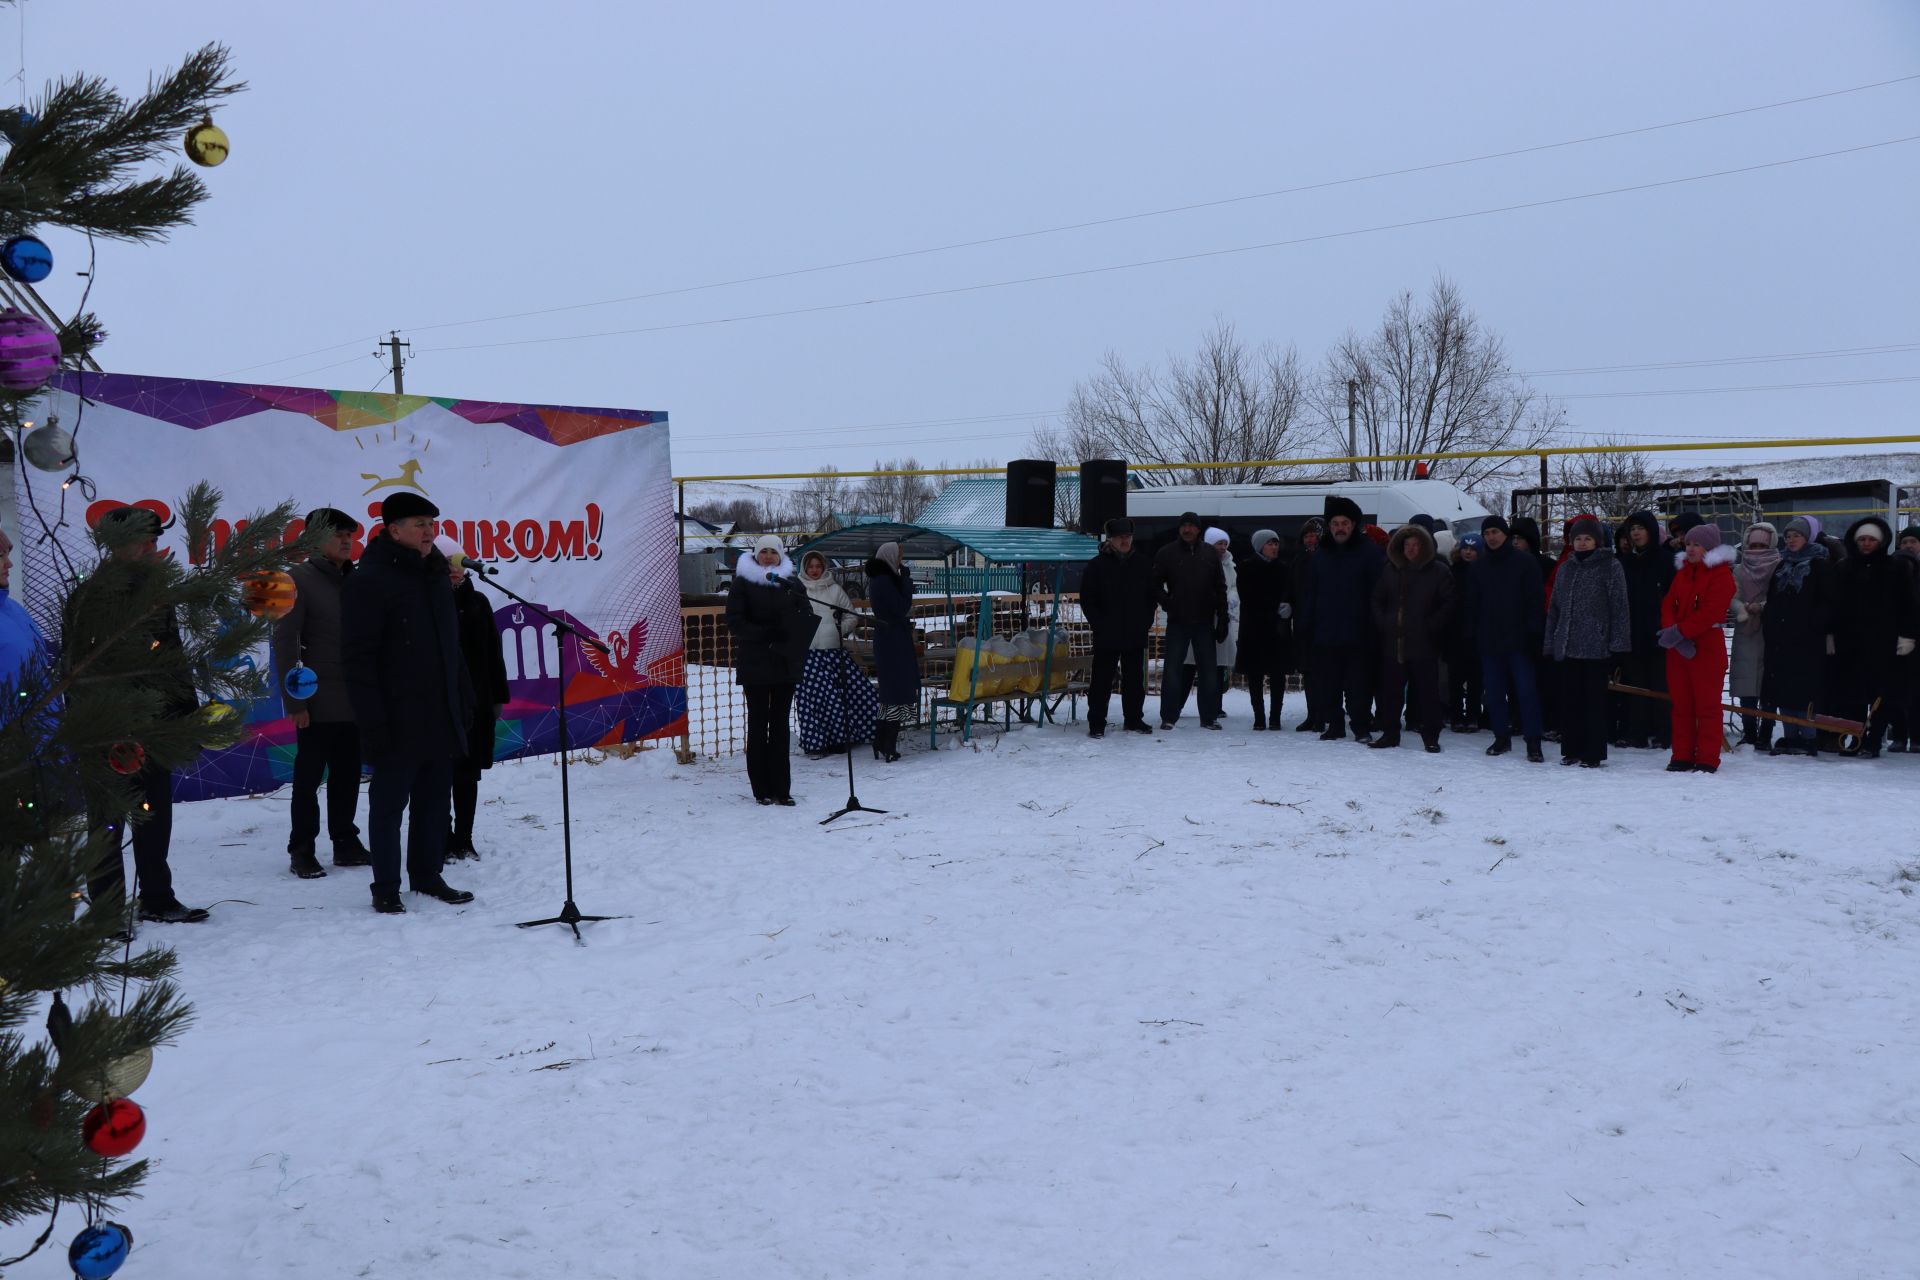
43, 493, 511, 926
1077, 500, 1920, 773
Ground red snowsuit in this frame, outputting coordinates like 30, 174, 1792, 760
1660, 547, 1738, 767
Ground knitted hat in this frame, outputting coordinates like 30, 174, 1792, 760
1742, 522, 1777, 548
1460, 533, 1484, 553
1251, 528, 1280, 552
1510, 516, 1543, 549
1177, 511, 1202, 529
1300, 516, 1325, 538
1684, 523, 1722, 551
1782, 516, 1814, 543
1900, 525, 1920, 545
1480, 514, 1510, 537
1203, 526, 1230, 547
1567, 514, 1606, 545
1363, 524, 1390, 546
1669, 511, 1705, 540
753, 534, 785, 557
1433, 530, 1456, 559
305, 506, 357, 536
380, 491, 439, 523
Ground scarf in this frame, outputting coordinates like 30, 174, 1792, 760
1732, 545, 1780, 603
1771, 539, 1827, 593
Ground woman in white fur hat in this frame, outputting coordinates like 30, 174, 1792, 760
725, 534, 817, 804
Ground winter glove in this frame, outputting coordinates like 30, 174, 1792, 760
1899, 637, 1917, 657
1730, 600, 1749, 624
1675, 638, 1696, 659
1657, 625, 1684, 649
1277, 602, 1293, 620
1825, 635, 1836, 656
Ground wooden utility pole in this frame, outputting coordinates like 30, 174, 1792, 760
1346, 379, 1359, 481
378, 331, 412, 394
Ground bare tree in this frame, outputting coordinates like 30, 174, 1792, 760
1315, 277, 1563, 491
857, 457, 937, 523
1031, 320, 1312, 485
785, 465, 858, 535
1553, 438, 1656, 492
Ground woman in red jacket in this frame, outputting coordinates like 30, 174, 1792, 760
1659, 523, 1739, 772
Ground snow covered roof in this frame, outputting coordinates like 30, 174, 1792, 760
797, 520, 1095, 564
918, 478, 1008, 528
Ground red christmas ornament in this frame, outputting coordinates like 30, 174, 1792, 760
81, 1097, 145, 1157
106, 742, 146, 776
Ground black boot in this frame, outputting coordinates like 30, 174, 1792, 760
444, 834, 479, 862
874, 720, 901, 763
1486, 736, 1512, 757
1249, 694, 1266, 732
332, 837, 372, 868
289, 842, 327, 880
1525, 740, 1545, 763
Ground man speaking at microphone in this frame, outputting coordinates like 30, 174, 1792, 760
341, 492, 476, 914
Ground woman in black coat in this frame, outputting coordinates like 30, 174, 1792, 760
1828, 516, 1920, 757
1234, 529, 1292, 730
439, 537, 511, 858
865, 541, 920, 763
1368, 524, 1453, 750
726, 535, 817, 804
1760, 516, 1831, 756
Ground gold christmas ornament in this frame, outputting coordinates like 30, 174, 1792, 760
66, 1046, 154, 1103
184, 115, 229, 167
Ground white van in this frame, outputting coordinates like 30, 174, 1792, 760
1123, 479, 1489, 554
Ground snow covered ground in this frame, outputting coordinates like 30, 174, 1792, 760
68, 704, 1920, 1278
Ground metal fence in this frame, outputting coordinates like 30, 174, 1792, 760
677, 594, 1269, 760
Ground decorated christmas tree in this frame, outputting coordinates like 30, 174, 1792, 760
0, 39, 302, 1273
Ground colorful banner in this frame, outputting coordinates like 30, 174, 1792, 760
16, 372, 683, 802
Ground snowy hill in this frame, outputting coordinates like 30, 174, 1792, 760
1656, 450, 1920, 491
86, 710, 1920, 1278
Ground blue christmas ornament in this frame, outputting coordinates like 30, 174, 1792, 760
284, 664, 319, 700
0, 109, 36, 142
0, 234, 52, 284
68, 1221, 133, 1278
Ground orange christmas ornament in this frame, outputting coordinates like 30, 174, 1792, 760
241, 570, 297, 620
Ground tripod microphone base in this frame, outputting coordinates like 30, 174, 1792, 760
518, 898, 623, 939
821, 797, 887, 825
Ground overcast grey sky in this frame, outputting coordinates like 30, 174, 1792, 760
22, 0, 1920, 483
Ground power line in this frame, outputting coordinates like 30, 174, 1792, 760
1556, 374, 1920, 399
421, 136, 1920, 356
218, 71, 1920, 378
399, 72, 1920, 338
1521, 342, 1920, 377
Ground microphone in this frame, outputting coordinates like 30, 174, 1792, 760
451, 554, 495, 576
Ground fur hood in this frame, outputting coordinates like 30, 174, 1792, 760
735, 550, 798, 586
1386, 523, 1436, 569
1672, 544, 1739, 571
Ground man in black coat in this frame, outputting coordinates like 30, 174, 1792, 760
1289, 517, 1324, 731
1466, 515, 1546, 761
342, 492, 476, 913
1078, 518, 1156, 737
1152, 511, 1228, 730
71, 507, 209, 924
1368, 524, 1453, 751
1298, 496, 1384, 741
272, 506, 371, 879
1614, 510, 1674, 749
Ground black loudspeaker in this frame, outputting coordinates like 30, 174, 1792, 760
1005, 459, 1057, 529
1078, 459, 1127, 534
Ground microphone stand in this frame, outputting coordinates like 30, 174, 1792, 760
819, 599, 886, 825
465, 566, 625, 941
